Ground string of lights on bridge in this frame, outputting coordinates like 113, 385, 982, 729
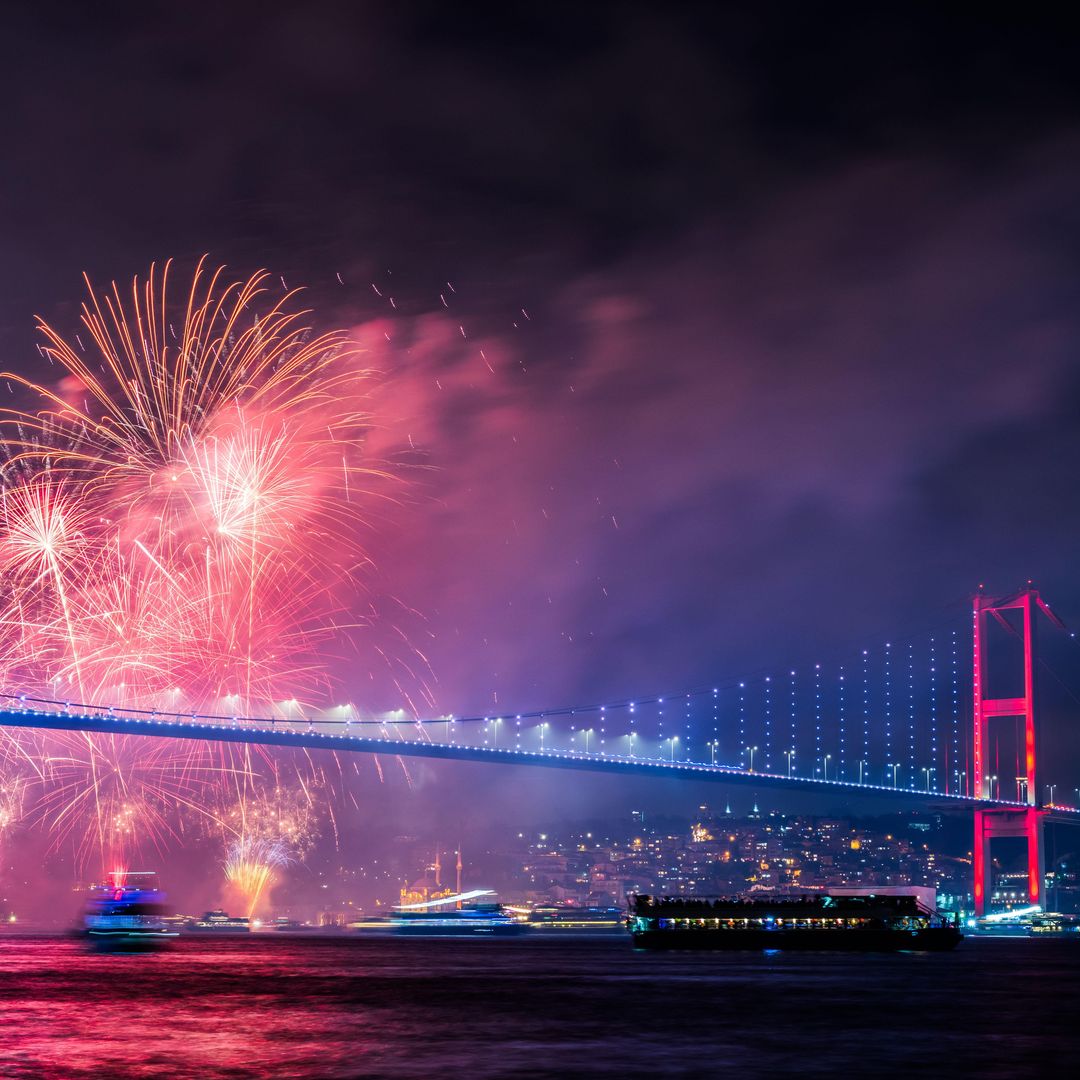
4, 610, 1080, 809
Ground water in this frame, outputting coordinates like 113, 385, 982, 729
0, 934, 1075, 1078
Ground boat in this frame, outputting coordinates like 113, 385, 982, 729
392, 901, 529, 937
627, 892, 962, 951
185, 910, 251, 934
350, 915, 395, 933
81, 872, 178, 949
973, 910, 1080, 937
388, 887, 529, 937
526, 905, 624, 931
270, 917, 320, 932
1029, 912, 1080, 936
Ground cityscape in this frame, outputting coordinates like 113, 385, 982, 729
4, 798, 1061, 931
213, 804, 1078, 928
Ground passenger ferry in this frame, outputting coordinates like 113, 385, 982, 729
185, 910, 251, 933
81, 872, 178, 949
628, 890, 962, 951
1029, 912, 1080, 936
973, 908, 1080, 937
526, 905, 625, 931
391, 890, 528, 937
270, 917, 321, 932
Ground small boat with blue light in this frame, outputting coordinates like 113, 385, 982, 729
81, 872, 178, 949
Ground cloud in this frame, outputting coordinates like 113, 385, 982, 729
350, 140, 1080, 718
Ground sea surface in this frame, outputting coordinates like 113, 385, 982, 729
0, 933, 1076, 1079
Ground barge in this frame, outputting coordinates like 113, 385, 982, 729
628, 892, 962, 951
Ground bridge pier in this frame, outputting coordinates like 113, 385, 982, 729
973, 806, 1045, 912
972, 587, 1061, 914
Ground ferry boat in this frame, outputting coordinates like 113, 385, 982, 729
1030, 912, 1080, 936
628, 892, 962, 951
973, 910, 1080, 937
270, 917, 322, 932
526, 905, 625, 931
81, 872, 178, 949
185, 910, 251, 934
393, 902, 528, 937
391, 890, 528, 937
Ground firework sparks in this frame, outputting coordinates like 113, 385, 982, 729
221, 786, 317, 917
0, 774, 24, 837
29, 732, 230, 870
0, 258, 400, 880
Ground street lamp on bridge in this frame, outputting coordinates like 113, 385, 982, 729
747, 745, 758, 772
889, 763, 899, 788
669, 735, 679, 763
784, 749, 795, 778
710, 740, 719, 766
858, 760, 866, 785
823, 754, 832, 781
921, 766, 935, 793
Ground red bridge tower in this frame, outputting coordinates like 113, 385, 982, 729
972, 586, 1063, 915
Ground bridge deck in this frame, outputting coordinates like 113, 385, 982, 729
0, 706, 1035, 809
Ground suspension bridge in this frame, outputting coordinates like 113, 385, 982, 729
2, 586, 1078, 913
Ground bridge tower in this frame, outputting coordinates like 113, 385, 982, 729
972, 586, 1063, 915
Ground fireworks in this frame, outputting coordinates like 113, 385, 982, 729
0, 258, 390, 881
221, 786, 317, 916
223, 839, 285, 918
2, 256, 383, 711
30, 731, 228, 869
0, 774, 24, 837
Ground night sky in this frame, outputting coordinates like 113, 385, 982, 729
3, 6, 1080, 886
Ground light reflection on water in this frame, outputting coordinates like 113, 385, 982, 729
0, 935, 1075, 1078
